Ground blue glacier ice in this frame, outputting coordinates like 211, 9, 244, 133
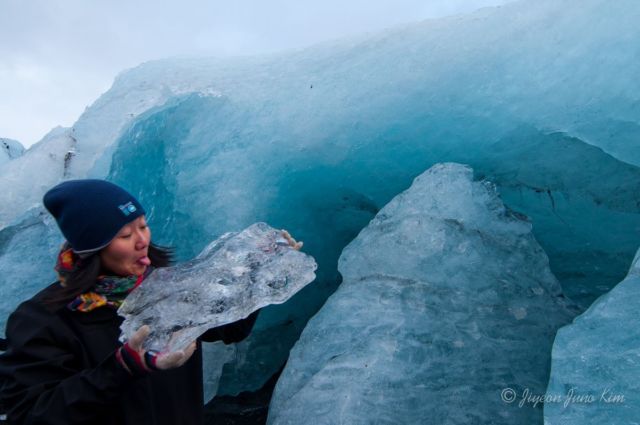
268, 163, 576, 425
543, 249, 640, 424
0, 0, 639, 409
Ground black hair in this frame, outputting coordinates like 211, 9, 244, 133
43, 242, 174, 311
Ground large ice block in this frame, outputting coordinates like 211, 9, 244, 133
268, 163, 575, 424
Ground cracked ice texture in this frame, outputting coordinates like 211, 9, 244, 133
268, 163, 575, 425
544, 249, 640, 424
119, 223, 317, 352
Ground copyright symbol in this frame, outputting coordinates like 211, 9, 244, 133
501, 388, 516, 403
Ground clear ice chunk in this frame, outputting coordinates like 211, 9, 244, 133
268, 163, 575, 425
118, 222, 317, 352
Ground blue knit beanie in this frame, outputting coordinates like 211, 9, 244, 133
43, 179, 146, 254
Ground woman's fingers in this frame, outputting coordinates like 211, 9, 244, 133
120, 327, 197, 373
175, 342, 197, 367
182, 342, 197, 363
128, 325, 151, 352
281, 229, 303, 250
154, 341, 198, 370
155, 351, 185, 370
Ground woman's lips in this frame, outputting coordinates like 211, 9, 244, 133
137, 256, 151, 266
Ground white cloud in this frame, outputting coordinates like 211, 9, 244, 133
0, 0, 515, 147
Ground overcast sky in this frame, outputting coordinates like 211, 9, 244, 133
1, 0, 514, 148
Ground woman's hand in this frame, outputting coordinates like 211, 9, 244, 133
117, 325, 197, 375
281, 229, 303, 250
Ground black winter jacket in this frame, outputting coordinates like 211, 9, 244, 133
0, 283, 258, 425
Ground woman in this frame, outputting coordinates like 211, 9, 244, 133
0, 180, 266, 424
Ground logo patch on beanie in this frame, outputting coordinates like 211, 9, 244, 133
118, 202, 137, 216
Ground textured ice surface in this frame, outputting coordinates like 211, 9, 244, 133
268, 163, 575, 425
544, 249, 640, 424
0, 207, 62, 326
119, 223, 317, 352
452, 127, 640, 307
0, 127, 75, 227
202, 342, 236, 402
1, 0, 639, 399
0, 138, 24, 165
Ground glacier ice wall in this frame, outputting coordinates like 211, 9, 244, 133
453, 127, 640, 307
268, 163, 575, 425
1, 0, 639, 398
79, 0, 640, 307
544, 249, 640, 424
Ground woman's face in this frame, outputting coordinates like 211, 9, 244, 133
100, 216, 151, 276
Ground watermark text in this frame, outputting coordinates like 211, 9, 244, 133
500, 387, 625, 408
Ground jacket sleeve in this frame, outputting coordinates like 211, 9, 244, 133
0, 301, 134, 425
200, 310, 260, 344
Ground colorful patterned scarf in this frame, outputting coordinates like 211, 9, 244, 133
55, 243, 152, 312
